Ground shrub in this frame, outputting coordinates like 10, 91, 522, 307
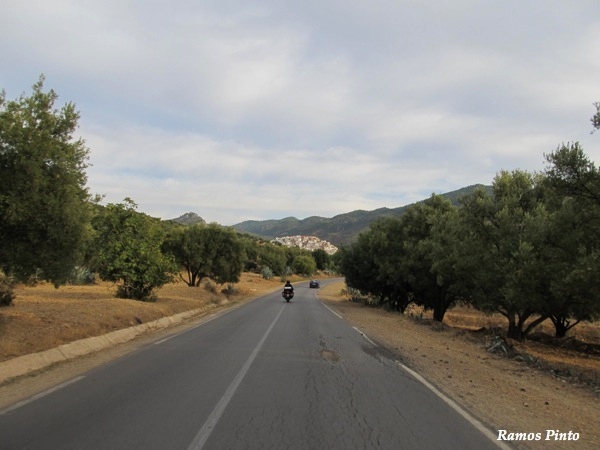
245, 260, 260, 273
116, 283, 157, 302
344, 286, 375, 305
222, 283, 238, 297
293, 255, 317, 277
67, 266, 97, 285
0, 272, 16, 307
203, 280, 218, 294
261, 266, 274, 280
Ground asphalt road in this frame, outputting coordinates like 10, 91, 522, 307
0, 280, 504, 450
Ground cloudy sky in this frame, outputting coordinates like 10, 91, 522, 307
2, 1, 599, 225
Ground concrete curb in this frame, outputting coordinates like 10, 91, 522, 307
0, 306, 212, 384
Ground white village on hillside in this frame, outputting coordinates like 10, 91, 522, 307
271, 236, 338, 255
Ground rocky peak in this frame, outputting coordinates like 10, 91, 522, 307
171, 212, 206, 225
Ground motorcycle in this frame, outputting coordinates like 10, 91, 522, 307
282, 288, 294, 302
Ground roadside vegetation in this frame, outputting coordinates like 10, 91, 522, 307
337, 106, 600, 341
338, 139, 600, 341
1, 75, 599, 353
0, 77, 334, 310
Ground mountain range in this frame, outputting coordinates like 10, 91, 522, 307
170, 185, 489, 247
230, 184, 489, 246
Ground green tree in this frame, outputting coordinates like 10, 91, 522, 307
339, 217, 412, 312
0, 76, 91, 287
201, 224, 244, 285
460, 172, 551, 339
292, 255, 317, 276
165, 224, 207, 287
165, 223, 244, 286
239, 235, 261, 272
591, 102, 600, 132
257, 244, 287, 275
400, 195, 463, 322
369, 217, 413, 312
311, 249, 331, 271
545, 142, 600, 206
338, 233, 384, 305
543, 143, 600, 335
284, 246, 303, 271
91, 199, 176, 301
542, 207, 600, 336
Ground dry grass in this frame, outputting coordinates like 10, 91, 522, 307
445, 305, 600, 342
446, 306, 600, 385
0, 272, 300, 362
321, 283, 600, 386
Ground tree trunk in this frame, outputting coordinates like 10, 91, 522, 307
522, 314, 549, 338
432, 286, 449, 322
550, 315, 580, 338
506, 314, 522, 340
432, 304, 447, 322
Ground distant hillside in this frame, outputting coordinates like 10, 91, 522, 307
232, 185, 490, 246
169, 212, 206, 226
271, 235, 339, 254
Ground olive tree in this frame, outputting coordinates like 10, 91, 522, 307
339, 217, 412, 312
0, 76, 91, 289
398, 195, 467, 322
165, 223, 244, 287
543, 143, 600, 335
292, 255, 317, 276
460, 172, 552, 339
311, 248, 331, 271
91, 199, 176, 301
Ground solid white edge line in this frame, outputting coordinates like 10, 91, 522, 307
321, 302, 343, 319
398, 363, 511, 449
352, 327, 377, 346
318, 297, 507, 448
0, 376, 85, 415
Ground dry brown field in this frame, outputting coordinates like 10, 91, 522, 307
0, 272, 297, 362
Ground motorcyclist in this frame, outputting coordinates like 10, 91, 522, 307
282, 280, 294, 302
283, 280, 294, 293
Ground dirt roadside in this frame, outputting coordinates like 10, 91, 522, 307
317, 282, 600, 450
1, 276, 599, 449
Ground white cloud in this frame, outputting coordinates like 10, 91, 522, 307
3, 0, 600, 225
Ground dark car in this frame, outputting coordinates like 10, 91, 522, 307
309, 280, 320, 288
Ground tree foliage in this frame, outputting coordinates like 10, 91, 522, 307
400, 195, 465, 322
91, 199, 176, 301
292, 255, 317, 276
340, 196, 466, 320
339, 148, 600, 339
256, 244, 288, 275
0, 76, 91, 287
339, 217, 412, 312
591, 102, 600, 133
460, 172, 554, 339
311, 249, 331, 271
543, 143, 600, 335
545, 142, 600, 206
165, 223, 244, 286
